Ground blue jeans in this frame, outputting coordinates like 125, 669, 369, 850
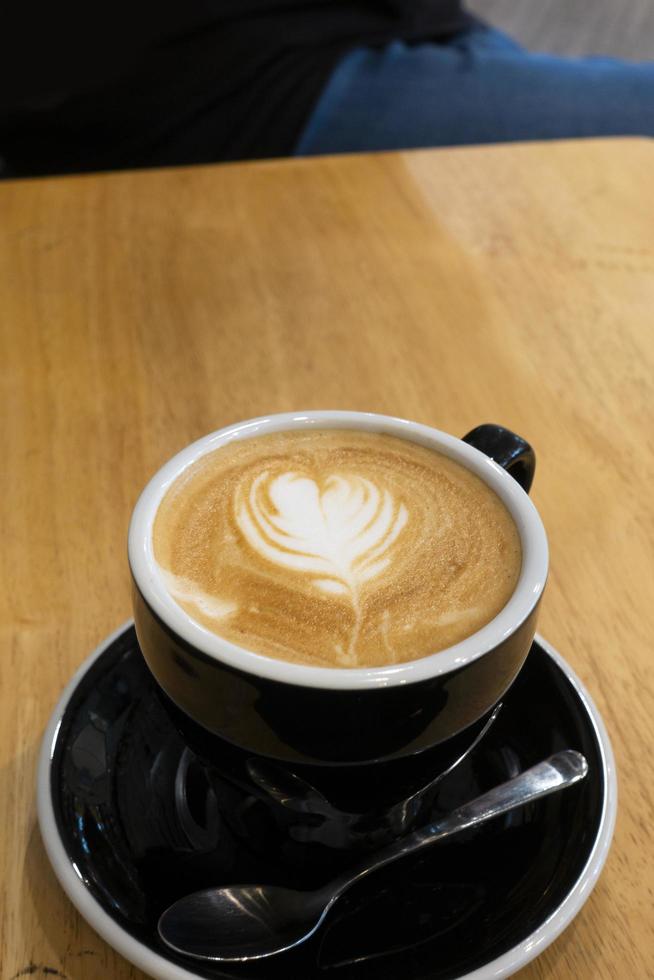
294, 23, 654, 154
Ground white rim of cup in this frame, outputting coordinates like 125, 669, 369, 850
128, 411, 549, 691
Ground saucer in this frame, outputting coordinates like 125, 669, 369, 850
37, 624, 616, 980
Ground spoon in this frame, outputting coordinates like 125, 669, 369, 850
158, 749, 587, 962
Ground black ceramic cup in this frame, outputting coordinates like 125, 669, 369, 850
128, 411, 547, 871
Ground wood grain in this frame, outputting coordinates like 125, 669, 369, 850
1, 138, 653, 979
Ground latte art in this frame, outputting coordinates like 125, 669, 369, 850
153, 429, 522, 668
236, 472, 408, 595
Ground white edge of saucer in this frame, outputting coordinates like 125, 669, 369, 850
36, 625, 618, 980
459, 633, 618, 980
37, 622, 203, 980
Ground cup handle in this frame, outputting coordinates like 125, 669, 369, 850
462, 424, 535, 494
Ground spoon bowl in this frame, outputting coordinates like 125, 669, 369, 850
159, 883, 331, 961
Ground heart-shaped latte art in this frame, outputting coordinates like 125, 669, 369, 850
235, 471, 408, 597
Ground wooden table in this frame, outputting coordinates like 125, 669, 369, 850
1, 137, 653, 978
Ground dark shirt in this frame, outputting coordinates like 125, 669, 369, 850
0, 2, 467, 176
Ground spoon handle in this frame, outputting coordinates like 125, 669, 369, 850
328, 750, 588, 901
431, 749, 588, 837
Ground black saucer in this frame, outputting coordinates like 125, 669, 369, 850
37, 625, 616, 980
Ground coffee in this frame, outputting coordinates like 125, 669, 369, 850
152, 429, 521, 668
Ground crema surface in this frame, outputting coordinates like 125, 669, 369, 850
153, 429, 522, 668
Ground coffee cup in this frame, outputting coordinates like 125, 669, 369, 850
128, 411, 547, 871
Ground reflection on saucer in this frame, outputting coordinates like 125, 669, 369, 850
318, 876, 485, 968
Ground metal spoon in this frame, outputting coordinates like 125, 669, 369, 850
158, 749, 587, 962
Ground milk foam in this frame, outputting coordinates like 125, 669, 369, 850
236, 472, 408, 595
152, 429, 522, 668
161, 569, 237, 621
